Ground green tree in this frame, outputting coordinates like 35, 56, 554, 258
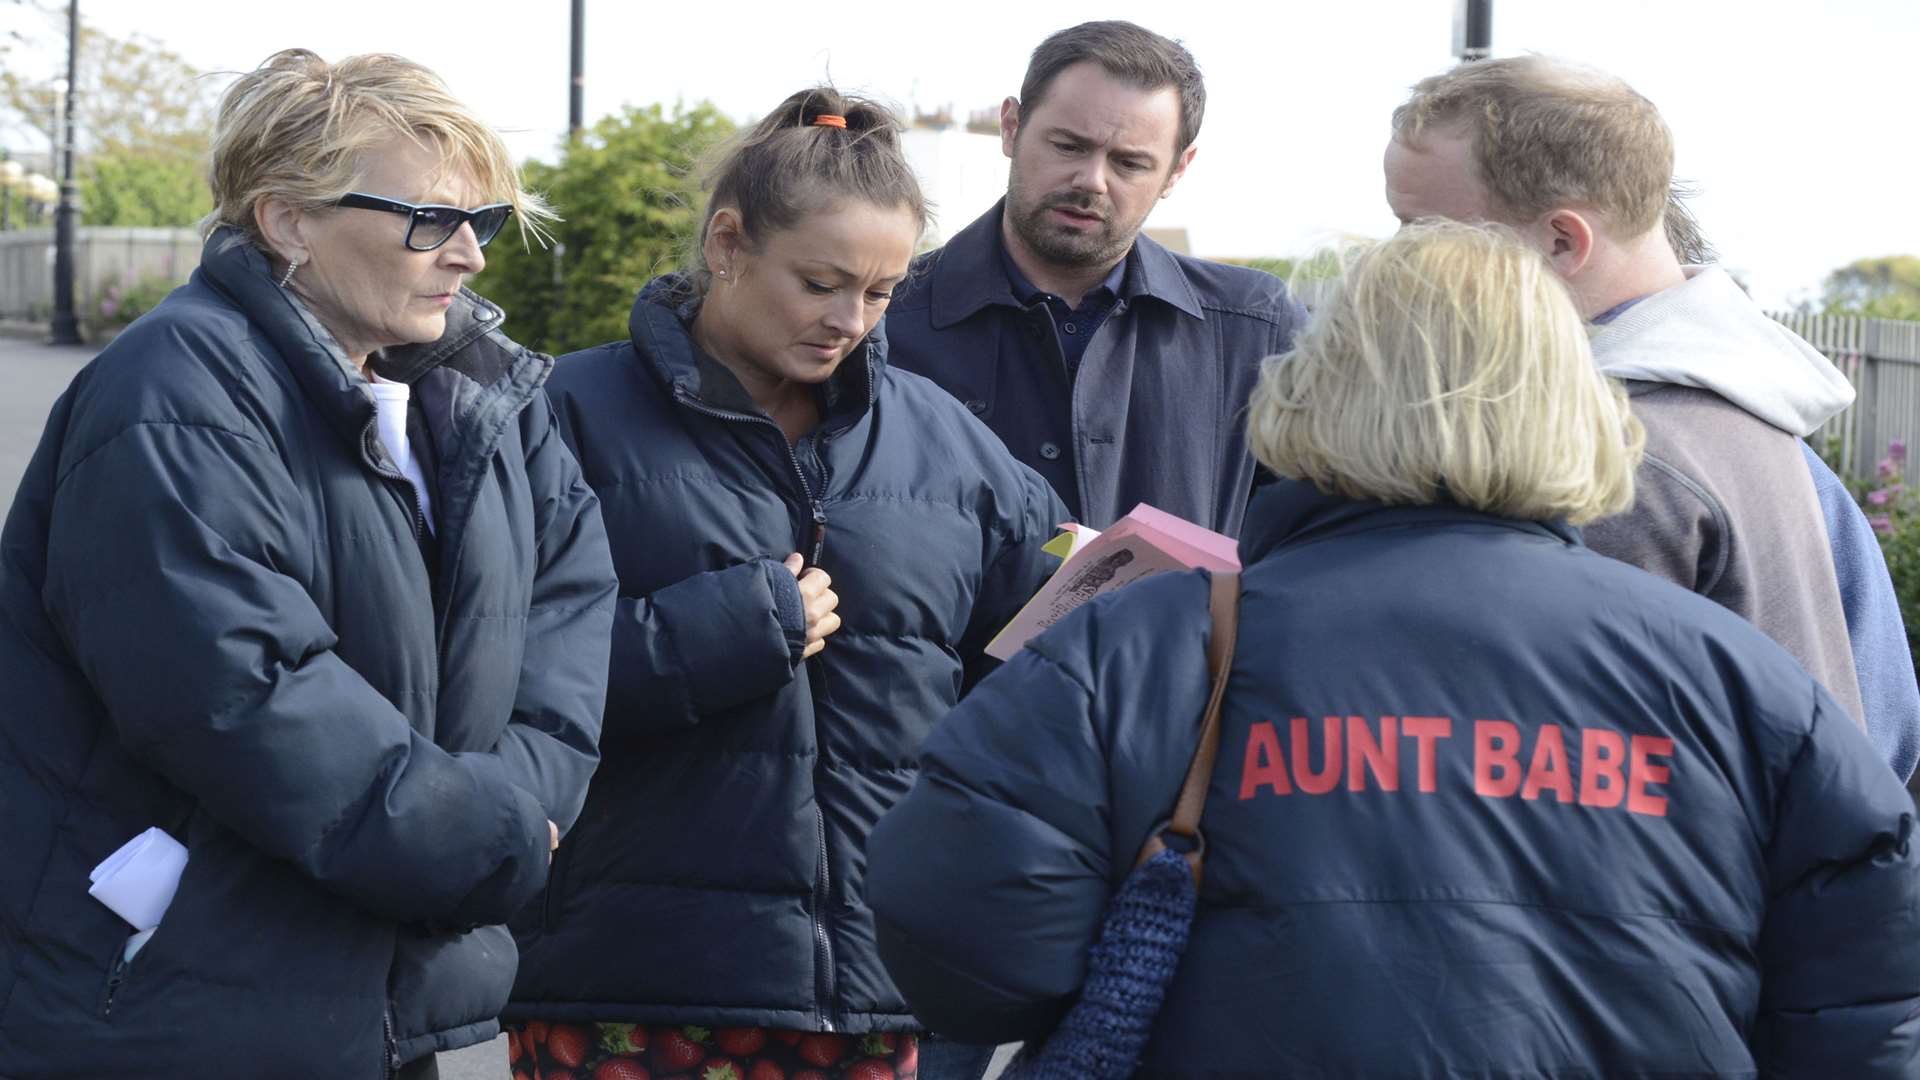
1, 9, 216, 227
474, 102, 735, 356
1819, 255, 1920, 321
1221, 251, 1346, 282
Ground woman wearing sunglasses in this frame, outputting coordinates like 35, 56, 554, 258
0, 49, 616, 1079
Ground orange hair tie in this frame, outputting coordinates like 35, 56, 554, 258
811, 114, 848, 129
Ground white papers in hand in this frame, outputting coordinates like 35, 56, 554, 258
89, 827, 187, 931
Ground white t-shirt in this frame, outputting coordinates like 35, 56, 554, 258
366, 375, 436, 534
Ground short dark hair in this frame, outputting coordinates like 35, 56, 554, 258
1018, 21, 1206, 157
692, 86, 928, 292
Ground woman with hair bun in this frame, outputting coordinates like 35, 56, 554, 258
503, 87, 1065, 1080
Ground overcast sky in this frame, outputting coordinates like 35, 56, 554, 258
5, 0, 1915, 309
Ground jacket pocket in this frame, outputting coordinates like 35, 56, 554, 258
96, 928, 150, 1020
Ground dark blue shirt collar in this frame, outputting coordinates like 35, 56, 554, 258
997, 231, 1127, 311
927, 199, 1206, 328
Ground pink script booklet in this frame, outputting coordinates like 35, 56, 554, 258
985, 503, 1240, 660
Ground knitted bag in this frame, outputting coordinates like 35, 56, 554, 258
1007, 570, 1241, 1080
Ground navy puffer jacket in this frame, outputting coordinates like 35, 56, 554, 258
506, 279, 1066, 1034
0, 234, 617, 1078
869, 480, 1920, 1077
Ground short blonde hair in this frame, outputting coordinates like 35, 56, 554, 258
205, 49, 554, 248
1248, 221, 1642, 525
1392, 56, 1671, 238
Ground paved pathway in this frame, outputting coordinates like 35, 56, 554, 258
0, 333, 95, 510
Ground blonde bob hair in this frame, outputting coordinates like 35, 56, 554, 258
1248, 221, 1643, 525
204, 49, 554, 249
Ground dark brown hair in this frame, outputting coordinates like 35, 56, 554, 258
691, 87, 927, 292
1018, 21, 1206, 157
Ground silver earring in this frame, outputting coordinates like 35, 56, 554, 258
716, 267, 728, 278
278, 257, 301, 288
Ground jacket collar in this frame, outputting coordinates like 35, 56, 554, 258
199, 229, 381, 449
371, 286, 509, 384
196, 227, 549, 476
1239, 477, 1583, 565
626, 274, 882, 431
926, 198, 1207, 328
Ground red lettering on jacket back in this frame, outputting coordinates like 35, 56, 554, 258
1579, 728, 1627, 809
1402, 716, 1452, 793
1474, 719, 1522, 798
1627, 734, 1675, 817
1239, 720, 1292, 800
1291, 717, 1343, 795
1521, 725, 1574, 804
1349, 715, 1399, 791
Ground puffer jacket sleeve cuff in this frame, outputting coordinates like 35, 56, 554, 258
632, 557, 806, 715
440, 756, 555, 928
762, 557, 811, 666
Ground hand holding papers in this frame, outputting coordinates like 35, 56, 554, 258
987, 503, 1240, 660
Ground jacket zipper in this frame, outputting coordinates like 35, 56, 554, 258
360, 416, 427, 541
383, 1001, 399, 1078
674, 388, 838, 1029
351, 408, 418, 1079
812, 802, 836, 1032
673, 393, 830, 562
99, 950, 129, 1020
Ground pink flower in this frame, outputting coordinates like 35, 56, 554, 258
1893, 439, 1909, 464
1870, 485, 1904, 506
1872, 514, 1895, 536
98, 298, 119, 320
1880, 458, 1898, 480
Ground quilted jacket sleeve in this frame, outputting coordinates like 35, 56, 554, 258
473, 395, 617, 835
957, 463, 1070, 694
599, 558, 808, 733
43, 418, 551, 929
1752, 685, 1920, 1077
868, 571, 1216, 1043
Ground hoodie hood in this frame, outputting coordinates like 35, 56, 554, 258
1590, 266, 1853, 436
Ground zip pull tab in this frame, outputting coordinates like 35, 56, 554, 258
100, 955, 128, 1019
809, 503, 827, 565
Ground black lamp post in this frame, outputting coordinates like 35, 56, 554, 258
569, 0, 584, 143
1454, 0, 1493, 62
49, 0, 81, 345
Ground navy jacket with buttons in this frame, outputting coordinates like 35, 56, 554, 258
869, 480, 1920, 1077
506, 277, 1066, 1034
885, 201, 1304, 536
0, 233, 616, 1078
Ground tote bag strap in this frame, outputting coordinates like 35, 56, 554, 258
1133, 570, 1241, 886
